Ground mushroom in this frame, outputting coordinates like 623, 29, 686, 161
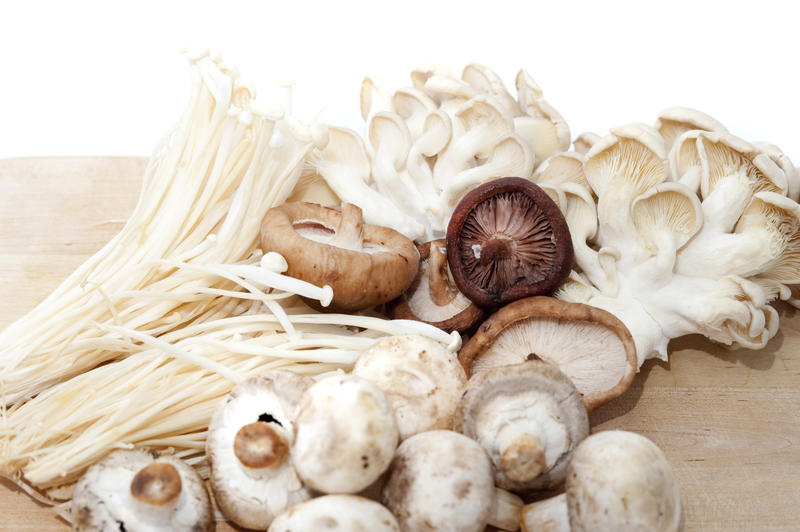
446, 178, 574, 308
654, 106, 727, 152
381, 430, 523, 532
458, 296, 637, 411
573, 132, 601, 155
453, 360, 589, 492
292, 374, 399, 494
206, 370, 313, 530
268, 495, 400, 531
71, 449, 212, 532
389, 239, 484, 333
520, 430, 681, 532
260, 201, 419, 312
352, 334, 467, 440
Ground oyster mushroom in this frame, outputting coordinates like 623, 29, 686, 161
71, 449, 212, 532
268, 494, 400, 531
453, 361, 589, 492
389, 239, 484, 333
206, 371, 313, 529
459, 296, 637, 411
292, 374, 399, 494
260, 201, 419, 312
352, 334, 467, 440
447, 177, 573, 308
381, 430, 522, 532
520, 431, 681, 532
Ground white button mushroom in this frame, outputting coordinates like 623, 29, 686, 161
292, 374, 399, 494
352, 334, 467, 440
205, 370, 314, 530
268, 495, 400, 532
71, 449, 212, 532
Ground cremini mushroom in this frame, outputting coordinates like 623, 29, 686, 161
268, 495, 400, 532
446, 178, 573, 308
453, 360, 589, 492
292, 374, 399, 494
206, 370, 313, 530
389, 239, 484, 333
381, 430, 522, 532
459, 297, 637, 411
352, 334, 467, 440
260, 201, 419, 312
520, 431, 681, 532
71, 449, 212, 532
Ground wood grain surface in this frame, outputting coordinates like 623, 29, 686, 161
0, 157, 798, 531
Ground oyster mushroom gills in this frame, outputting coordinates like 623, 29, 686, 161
71, 449, 213, 532
389, 239, 484, 333
260, 201, 419, 312
447, 178, 574, 308
268, 494, 400, 532
206, 370, 314, 530
459, 296, 637, 411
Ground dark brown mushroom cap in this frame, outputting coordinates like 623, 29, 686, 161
459, 296, 637, 412
446, 178, 573, 308
260, 202, 419, 312
389, 240, 485, 333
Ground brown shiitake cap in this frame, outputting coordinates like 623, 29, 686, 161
260, 202, 419, 313
446, 178, 573, 308
389, 239, 484, 333
459, 296, 637, 412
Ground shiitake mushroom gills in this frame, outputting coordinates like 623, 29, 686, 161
446, 178, 573, 307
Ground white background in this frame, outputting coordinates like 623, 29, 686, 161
1, 0, 798, 162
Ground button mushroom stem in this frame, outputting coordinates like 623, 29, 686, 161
498, 432, 546, 483
233, 421, 289, 470
130, 462, 183, 507
330, 203, 365, 251
427, 242, 458, 306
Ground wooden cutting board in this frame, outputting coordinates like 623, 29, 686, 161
1, 157, 799, 531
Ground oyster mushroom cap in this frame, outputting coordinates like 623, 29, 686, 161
71, 450, 212, 532
292, 374, 399, 494
352, 334, 467, 440
389, 239, 484, 333
206, 371, 314, 530
453, 361, 589, 492
268, 495, 400, 532
459, 296, 637, 411
655, 106, 728, 151
446, 178, 574, 308
260, 202, 419, 312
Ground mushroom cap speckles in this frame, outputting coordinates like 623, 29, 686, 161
447, 178, 573, 308
268, 495, 400, 532
292, 374, 399, 494
353, 334, 467, 440
381, 430, 494, 532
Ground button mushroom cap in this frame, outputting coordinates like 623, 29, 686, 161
352, 334, 467, 440
260, 202, 419, 312
268, 495, 400, 532
206, 370, 314, 530
292, 374, 399, 494
454, 360, 589, 492
71, 449, 212, 532
459, 296, 637, 412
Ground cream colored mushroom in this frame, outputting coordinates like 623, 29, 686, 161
268, 495, 400, 532
573, 132, 601, 155
654, 106, 727, 151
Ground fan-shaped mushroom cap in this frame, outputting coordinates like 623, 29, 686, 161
655, 106, 727, 151
515, 69, 571, 165
573, 132, 601, 155
292, 374, 399, 494
206, 371, 313, 530
71, 450, 212, 532
459, 297, 637, 411
454, 361, 589, 492
268, 495, 400, 532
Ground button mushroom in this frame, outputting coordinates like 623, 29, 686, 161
260, 202, 419, 312
268, 494, 400, 531
446, 177, 573, 308
453, 360, 589, 492
381, 430, 522, 532
205, 370, 314, 529
520, 430, 682, 532
352, 334, 467, 440
459, 296, 637, 411
292, 374, 399, 494
389, 239, 484, 333
71, 449, 212, 532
